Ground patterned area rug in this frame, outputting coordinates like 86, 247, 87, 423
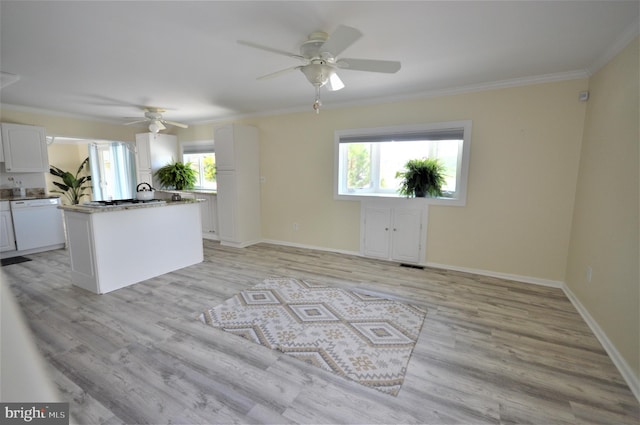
198, 277, 427, 396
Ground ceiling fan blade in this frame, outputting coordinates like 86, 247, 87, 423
258, 65, 302, 80
163, 120, 189, 129
327, 72, 345, 91
336, 58, 401, 73
237, 40, 304, 60
321, 25, 362, 57
156, 121, 167, 131
123, 119, 148, 126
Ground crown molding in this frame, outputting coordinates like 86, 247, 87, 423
0, 102, 125, 125
0, 69, 597, 126
587, 16, 640, 76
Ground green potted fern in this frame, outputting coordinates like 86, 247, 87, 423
396, 158, 447, 198
154, 161, 197, 190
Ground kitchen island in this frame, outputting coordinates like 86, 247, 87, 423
60, 199, 203, 294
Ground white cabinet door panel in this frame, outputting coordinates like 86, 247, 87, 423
391, 208, 422, 263
1, 124, 48, 172
363, 207, 391, 259
214, 125, 235, 171
216, 171, 236, 241
0, 210, 16, 252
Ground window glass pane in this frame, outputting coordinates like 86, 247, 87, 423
430, 140, 460, 195
346, 144, 372, 190
183, 153, 216, 190
378, 141, 430, 191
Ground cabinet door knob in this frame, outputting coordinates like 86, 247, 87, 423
384, 227, 389, 231
393, 228, 397, 231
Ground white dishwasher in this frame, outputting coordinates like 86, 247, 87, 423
10, 198, 65, 251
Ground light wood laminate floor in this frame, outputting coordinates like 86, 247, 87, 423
2, 241, 639, 424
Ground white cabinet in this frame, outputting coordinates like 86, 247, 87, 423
214, 124, 257, 172
1, 124, 48, 172
136, 134, 152, 170
0, 202, 16, 252
135, 133, 178, 188
214, 124, 260, 247
361, 203, 427, 264
137, 170, 153, 187
198, 193, 218, 238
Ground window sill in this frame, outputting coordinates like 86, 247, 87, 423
335, 193, 465, 206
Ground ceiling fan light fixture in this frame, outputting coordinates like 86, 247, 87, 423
148, 121, 162, 134
328, 72, 345, 91
301, 63, 334, 87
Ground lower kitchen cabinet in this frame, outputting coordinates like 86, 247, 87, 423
0, 202, 16, 252
360, 203, 427, 264
198, 193, 218, 239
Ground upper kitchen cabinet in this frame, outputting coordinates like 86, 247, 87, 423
135, 133, 178, 188
1, 124, 48, 172
214, 124, 258, 171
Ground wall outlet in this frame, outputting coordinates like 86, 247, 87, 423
293, 222, 299, 231
586, 266, 593, 283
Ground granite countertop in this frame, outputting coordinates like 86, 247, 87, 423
0, 187, 58, 201
0, 195, 61, 201
59, 198, 204, 214
156, 189, 217, 195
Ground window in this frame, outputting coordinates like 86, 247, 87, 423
182, 141, 216, 190
335, 121, 471, 205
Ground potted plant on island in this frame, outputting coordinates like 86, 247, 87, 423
396, 158, 447, 198
155, 161, 197, 190
50, 157, 92, 204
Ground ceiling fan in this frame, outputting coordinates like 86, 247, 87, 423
238, 25, 401, 113
124, 108, 188, 134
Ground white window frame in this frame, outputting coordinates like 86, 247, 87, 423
334, 120, 472, 206
181, 140, 216, 191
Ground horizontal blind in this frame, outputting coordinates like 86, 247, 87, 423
339, 128, 464, 144
182, 141, 214, 154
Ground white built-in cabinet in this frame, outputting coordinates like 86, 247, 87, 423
135, 133, 178, 189
360, 202, 427, 264
0, 123, 48, 172
214, 124, 260, 248
0, 201, 16, 252
198, 193, 218, 238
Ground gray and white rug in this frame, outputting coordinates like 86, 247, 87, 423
198, 277, 427, 396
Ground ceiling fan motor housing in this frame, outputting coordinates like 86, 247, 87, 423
300, 31, 330, 59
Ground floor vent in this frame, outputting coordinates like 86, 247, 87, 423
400, 263, 424, 270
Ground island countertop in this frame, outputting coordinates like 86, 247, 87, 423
58, 198, 204, 214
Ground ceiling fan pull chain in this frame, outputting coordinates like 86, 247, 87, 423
313, 85, 322, 114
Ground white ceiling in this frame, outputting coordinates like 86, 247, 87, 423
0, 1, 638, 126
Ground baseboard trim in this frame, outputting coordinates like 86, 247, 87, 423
562, 283, 640, 402
260, 239, 361, 257
425, 261, 564, 288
